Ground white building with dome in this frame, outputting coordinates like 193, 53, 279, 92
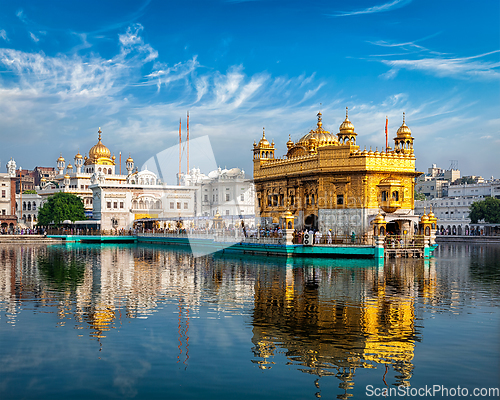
37, 128, 196, 230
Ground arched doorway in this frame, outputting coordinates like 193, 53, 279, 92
386, 221, 399, 235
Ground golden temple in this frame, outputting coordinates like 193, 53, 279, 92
253, 109, 422, 236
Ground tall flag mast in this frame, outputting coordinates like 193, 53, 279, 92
385, 116, 388, 152
179, 118, 182, 186
187, 111, 190, 174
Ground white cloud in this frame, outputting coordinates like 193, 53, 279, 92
0, 30, 7, 41
29, 32, 39, 43
330, 0, 412, 17
379, 51, 500, 80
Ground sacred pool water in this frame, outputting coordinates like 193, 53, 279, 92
0, 243, 498, 399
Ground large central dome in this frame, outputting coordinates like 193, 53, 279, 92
297, 112, 338, 147
89, 128, 111, 159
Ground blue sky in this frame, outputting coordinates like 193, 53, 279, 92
0, 0, 498, 179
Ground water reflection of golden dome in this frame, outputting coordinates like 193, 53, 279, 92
89, 128, 111, 159
397, 112, 412, 138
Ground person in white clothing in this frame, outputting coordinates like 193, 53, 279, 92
327, 229, 332, 244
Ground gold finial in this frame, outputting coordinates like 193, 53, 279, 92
98, 127, 102, 141
262, 127, 265, 138
402, 112, 405, 124
317, 111, 322, 128
345, 106, 349, 120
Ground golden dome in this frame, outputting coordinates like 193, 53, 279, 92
67, 164, 73, 169
126, 155, 134, 163
112, 155, 116, 161
75, 151, 83, 159
88, 128, 111, 160
258, 128, 271, 147
420, 213, 429, 223
64, 173, 70, 179
57, 154, 65, 162
396, 112, 412, 138
297, 112, 338, 147
41, 177, 46, 182
286, 135, 294, 149
339, 107, 355, 133
373, 213, 385, 224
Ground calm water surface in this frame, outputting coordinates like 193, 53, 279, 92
0, 243, 498, 399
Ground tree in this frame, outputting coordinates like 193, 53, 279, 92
469, 197, 500, 224
37, 192, 86, 226
414, 191, 426, 201
23, 189, 37, 194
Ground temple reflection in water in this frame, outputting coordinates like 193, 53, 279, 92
0, 244, 439, 397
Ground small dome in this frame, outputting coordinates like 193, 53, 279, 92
396, 112, 412, 138
41, 177, 46, 182
64, 173, 70, 179
286, 135, 294, 149
75, 152, 83, 159
112, 155, 116, 161
126, 155, 134, 163
420, 213, 429, 223
339, 108, 355, 133
67, 164, 73, 169
57, 154, 65, 162
373, 213, 385, 224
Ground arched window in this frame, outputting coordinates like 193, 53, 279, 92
392, 191, 399, 201
27, 202, 31, 210
32, 202, 36, 210
139, 200, 144, 209
145, 200, 150, 209
380, 226, 385, 235
156, 200, 161, 209
98, 168, 102, 172
132, 200, 138, 209
108, 168, 112, 174
381, 191, 387, 201
23, 202, 26, 210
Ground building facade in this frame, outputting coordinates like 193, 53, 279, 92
415, 179, 500, 235
180, 167, 256, 228
37, 128, 135, 217
253, 110, 421, 237
0, 159, 17, 229
415, 164, 461, 199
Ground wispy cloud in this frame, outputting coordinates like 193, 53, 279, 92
29, 32, 39, 43
0, 30, 7, 41
330, 0, 411, 17
16, 9, 27, 23
379, 50, 500, 80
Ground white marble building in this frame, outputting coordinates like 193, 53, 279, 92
180, 166, 256, 228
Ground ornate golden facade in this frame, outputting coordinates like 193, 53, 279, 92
253, 109, 421, 235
